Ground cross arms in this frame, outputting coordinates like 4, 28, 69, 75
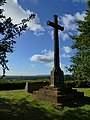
47, 20, 64, 31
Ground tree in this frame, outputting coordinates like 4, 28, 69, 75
87, 0, 90, 8
0, 0, 35, 77
0, 0, 6, 6
68, 0, 90, 81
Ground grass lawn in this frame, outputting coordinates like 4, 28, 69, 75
0, 88, 90, 120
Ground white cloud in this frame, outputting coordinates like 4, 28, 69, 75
49, 30, 69, 41
49, 30, 54, 40
62, 46, 71, 58
45, 62, 70, 75
72, 0, 86, 3
45, 62, 54, 69
63, 46, 71, 54
30, 49, 54, 72
62, 53, 70, 58
62, 0, 86, 3
0, 66, 3, 76
30, 46, 71, 63
48, 12, 86, 41
6, 69, 31, 76
61, 14, 75, 30
30, 49, 71, 74
75, 12, 86, 20
30, 64, 36, 68
1, 0, 44, 36
59, 31, 69, 41
31, 50, 54, 63
46, 63, 71, 75
61, 32, 69, 41
60, 12, 86, 31
61, 64, 71, 75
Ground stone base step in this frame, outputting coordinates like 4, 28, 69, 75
33, 86, 84, 106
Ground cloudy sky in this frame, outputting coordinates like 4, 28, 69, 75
0, 0, 87, 76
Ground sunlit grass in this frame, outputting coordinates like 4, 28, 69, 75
74, 88, 90, 97
0, 88, 90, 120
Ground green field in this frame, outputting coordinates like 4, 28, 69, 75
0, 88, 90, 120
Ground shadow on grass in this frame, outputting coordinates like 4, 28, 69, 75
0, 97, 90, 120
61, 108, 90, 120
62, 96, 90, 107
0, 97, 60, 120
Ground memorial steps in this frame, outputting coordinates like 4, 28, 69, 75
33, 85, 84, 106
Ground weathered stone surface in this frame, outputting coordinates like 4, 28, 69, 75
47, 15, 64, 87
26, 15, 84, 106
33, 85, 84, 106
50, 68, 64, 87
25, 81, 49, 93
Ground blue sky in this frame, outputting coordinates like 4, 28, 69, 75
0, 0, 87, 76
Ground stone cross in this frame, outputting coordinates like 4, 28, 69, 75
47, 15, 64, 87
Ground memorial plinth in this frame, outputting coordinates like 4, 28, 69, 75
50, 68, 64, 87
27, 15, 84, 106
33, 86, 84, 106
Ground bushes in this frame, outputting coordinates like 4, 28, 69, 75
0, 78, 89, 90
0, 82, 26, 90
0, 81, 49, 91
65, 80, 90, 88
0, 77, 50, 90
77, 81, 90, 88
65, 80, 78, 87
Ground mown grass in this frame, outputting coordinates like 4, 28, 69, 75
74, 88, 90, 97
0, 88, 90, 120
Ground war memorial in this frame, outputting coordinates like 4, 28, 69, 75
26, 15, 84, 106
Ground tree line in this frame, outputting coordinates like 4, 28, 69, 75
68, 0, 90, 81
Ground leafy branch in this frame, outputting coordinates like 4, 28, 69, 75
0, 0, 35, 77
